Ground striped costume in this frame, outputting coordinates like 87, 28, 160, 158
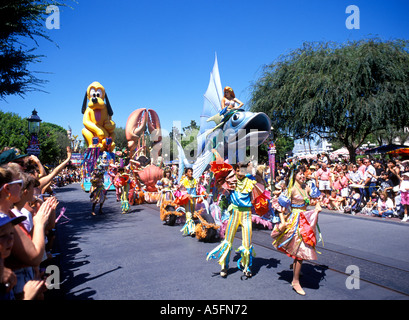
206, 175, 256, 274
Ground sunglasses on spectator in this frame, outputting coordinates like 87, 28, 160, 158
0, 179, 24, 192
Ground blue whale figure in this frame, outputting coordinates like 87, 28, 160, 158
176, 108, 271, 181
175, 55, 271, 181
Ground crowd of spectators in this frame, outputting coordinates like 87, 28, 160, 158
270, 153, 409, 221
1, 142, 408, 300
52, 168, 81, 187
0, 146, 72, 300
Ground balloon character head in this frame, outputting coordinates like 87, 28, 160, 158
81, 81, 116, 152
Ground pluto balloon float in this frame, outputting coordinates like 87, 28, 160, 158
81, 82, 116, 192
81, 81, 116, 152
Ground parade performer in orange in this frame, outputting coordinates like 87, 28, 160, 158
270, 165, 322, 295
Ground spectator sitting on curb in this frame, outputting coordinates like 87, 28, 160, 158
372, 191, 394, 218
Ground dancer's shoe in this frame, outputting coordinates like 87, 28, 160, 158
291, 281, 306, 296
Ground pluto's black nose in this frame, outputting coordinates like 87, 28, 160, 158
92, 97, 98, 104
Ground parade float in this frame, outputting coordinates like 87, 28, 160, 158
80, 82, 116, 191
164, 55, 274, 242
125, 108, 164, 204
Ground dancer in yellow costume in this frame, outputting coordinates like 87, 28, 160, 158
206, 162, 257, 278
176, 167, 198, 236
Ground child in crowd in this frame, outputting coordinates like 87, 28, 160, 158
344, 188, 361, 214
319, 193, 329, 208
372, 191, 394, 218
328, 190, 343, 211
400, 173, 409, 222
378, 171, 394, 200
362, 191, 378, 215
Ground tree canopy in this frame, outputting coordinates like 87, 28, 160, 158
0, 110, 69, 164
249, 38, 409, 161
0, 0, 64, 99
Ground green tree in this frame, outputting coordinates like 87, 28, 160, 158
37, 122, 69, 164
0, 110, 28, 151
181, 120, 200, 148
114, 127, 127, 151
373, 125, 409, 146
0, 110, 69, 165
0, 0, 65, 99
249, 38, 409, 162
258, 132, 294, 164
167, 125, 182, 161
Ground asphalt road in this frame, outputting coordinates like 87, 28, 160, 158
48, 183, 409, 301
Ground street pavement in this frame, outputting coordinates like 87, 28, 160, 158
48, 183, 409, 301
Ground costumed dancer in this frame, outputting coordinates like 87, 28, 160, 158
113, 165, 123, 202
176, 167, 198, 236
117, 167, 131, 214
106, 163, 120, 201
156, 167, 175, 207
251, 165, 278, 229
192, 175, 220, 242
89, 168, 107, 216
270, 165, 322, 295
127, 173, 138, 205
128, 156, 144, 206
206, 162, 257, 278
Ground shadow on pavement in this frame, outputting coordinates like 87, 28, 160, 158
47, 186, 134, 299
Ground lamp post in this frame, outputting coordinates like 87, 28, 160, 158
268, 126, 276, 193
26, 109, 42, 157
268, 141, 276, 192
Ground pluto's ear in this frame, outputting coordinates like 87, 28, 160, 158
105, 93, 113, 116
81, 91, 88, 114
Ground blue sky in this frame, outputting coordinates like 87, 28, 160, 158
1, 0, 409, 142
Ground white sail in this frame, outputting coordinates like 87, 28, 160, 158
199, 53, 223, 135
190, 54, 224, 180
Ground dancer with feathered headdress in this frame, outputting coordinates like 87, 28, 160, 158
206, 157, 257, 278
